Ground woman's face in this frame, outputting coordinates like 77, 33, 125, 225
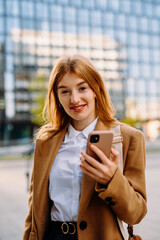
57, 72, 96, 131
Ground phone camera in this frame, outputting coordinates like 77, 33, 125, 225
90, 134, 99, 143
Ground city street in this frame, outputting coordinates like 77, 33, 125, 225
0, 150, 160, 240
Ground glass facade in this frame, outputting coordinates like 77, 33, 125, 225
0, 0, 160, 142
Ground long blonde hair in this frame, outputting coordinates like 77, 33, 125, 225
37, 55, 116, 140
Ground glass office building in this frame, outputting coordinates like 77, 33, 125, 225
0, 0, 160, 143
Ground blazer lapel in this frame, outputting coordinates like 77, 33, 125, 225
78, 119, 109, 218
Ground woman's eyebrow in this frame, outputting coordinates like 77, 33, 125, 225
58, 81, 87, 89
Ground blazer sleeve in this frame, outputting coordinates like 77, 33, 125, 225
22, 170, 33, 239
95, 128, 147, 225
22, 139, 41, 239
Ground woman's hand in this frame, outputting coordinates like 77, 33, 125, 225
80, 145, 119, 185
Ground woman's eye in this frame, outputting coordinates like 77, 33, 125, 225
61, 90, 69, 94
80, 87, 86, 91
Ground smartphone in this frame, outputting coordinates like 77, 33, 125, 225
86, 131, 113, 161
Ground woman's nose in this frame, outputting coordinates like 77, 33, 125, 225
70, 91, 80, 103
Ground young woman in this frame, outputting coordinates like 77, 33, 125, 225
23, 55, 147, 240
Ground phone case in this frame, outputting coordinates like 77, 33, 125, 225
86, 131, 113, 161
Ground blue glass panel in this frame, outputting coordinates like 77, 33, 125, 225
103, 12, 114, 27
78, 9, 89, 25
116, 14, 126, 29
70, 0, 81, 7
83, 0, 95, 8
140, 34, 149, 47
22, 19, 34, 30
151, 19, 159, 34
57, 0, 69, 5
95, 0, 107, 9
37, 20, 50, 31
128, 47, 139, 62
78, 25, 90, 34
64, 7, 76, 24
140, 17, 148, 33
145, 3, 153, 17
6, 0, 19, 16
108, 0, 119, 11
51, 22, 63, 32
128, 16, 137, 31
0, 17, 4, 33
36, 2, 48, 20
6, 17, 20, 34
131, 1, 142, 15
21, 1, 34, 18
122, 0, 130, 13
65, 24, 76, 33
0, 1, 4, 15
91, 11, 101, 26
51, 5, 63, 21
129, 32, 138, 46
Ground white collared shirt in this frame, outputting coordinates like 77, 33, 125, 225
49, 118, 98, 221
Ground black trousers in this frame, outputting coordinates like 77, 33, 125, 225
43, 221, 78, 240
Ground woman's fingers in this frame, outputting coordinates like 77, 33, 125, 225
80, 146, 119, 185
110, 148, 119, 165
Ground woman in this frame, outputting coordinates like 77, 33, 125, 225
23, 55, 147, 240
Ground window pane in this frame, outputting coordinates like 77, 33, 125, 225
22, 19, 34, 30
140, 34, 149, 47
151, 19, 159, 34
116, 14, 126, 29
108, 0, 119, 11
129, 32, 138, 46
6, 0, 19, 16
95, 0, 107, 9
140, 17, 149, 33
51, 22, 63, 32
70, 0, 81, 7
103, 12, 114, 27
6, 17, 20, 34
21, 1, 34, 18
151, 36, 159, 48
37, 20, 49, 31
83, 0, 95, 8
65, 24, 76, 33
140, 48, 150, 63
64, 7, 76, 24
78, 9, 89, 25
145, 3, 153, 17
116, 30, 126, 43
128, 47, 139, 61
0, 1, 4, 15
122, 0, 130, 13
131, 1, 142, 15
78, 25, 90, 34
128, 16, 137, 31
91, 11, 101, 26
51, 5, 63, 21
0, 17, 4, 33
57, 0, 69, 4
36, 3, 48, 20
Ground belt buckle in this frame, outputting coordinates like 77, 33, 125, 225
61, 222, 69, 234
69, 222, 76, 235
61, 222, 76, 235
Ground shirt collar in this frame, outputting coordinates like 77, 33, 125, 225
63, 118, 98, 143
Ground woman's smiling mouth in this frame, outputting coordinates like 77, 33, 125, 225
70, 104, 86, 112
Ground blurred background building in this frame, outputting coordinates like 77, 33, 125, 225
0, 0, 160, 145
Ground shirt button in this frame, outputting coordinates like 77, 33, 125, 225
79, 221, 87, 230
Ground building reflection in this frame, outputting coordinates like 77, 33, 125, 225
0, 0, 160, 143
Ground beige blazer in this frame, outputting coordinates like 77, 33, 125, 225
22, 120, 147, 240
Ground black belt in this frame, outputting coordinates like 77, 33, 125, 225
51, 221, 77, 235
44, 221, 77, 240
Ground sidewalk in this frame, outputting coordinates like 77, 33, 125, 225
0, 151, 160, 240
